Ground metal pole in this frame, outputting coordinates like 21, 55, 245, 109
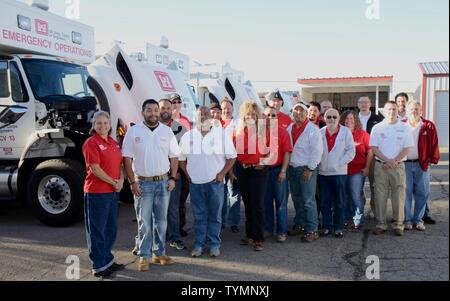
376, 85, 380, 115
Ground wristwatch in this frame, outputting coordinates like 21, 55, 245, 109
169, 176, 177, 182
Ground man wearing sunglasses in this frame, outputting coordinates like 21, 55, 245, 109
318, 109, 356, 239
170, 93, 192, 237
170, 94, 192, 131
262, 107, 293, 243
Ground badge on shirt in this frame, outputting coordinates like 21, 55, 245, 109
135, 137, 142, 144
99, 144, 107, 151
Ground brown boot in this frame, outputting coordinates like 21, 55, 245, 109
152, 255, 174, 266
138, 258, 149, 272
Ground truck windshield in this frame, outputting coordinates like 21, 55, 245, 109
21, 59, 92, 101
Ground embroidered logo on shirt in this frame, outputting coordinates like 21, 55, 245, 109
99, 144, 107, 151
135, 137, 142, 144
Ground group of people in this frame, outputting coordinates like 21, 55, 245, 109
82, 92, 440, 278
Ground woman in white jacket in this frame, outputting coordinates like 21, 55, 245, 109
318, 109, 356, 239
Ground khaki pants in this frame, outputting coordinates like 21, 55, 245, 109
368, 158, 376, 214
374, 161, 406, 231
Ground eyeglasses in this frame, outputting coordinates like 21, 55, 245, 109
264, 114, 277, 118
172, 101, 182, 105
326, 116, 339, 120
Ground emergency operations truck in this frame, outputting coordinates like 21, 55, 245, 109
0, 0, 96, 226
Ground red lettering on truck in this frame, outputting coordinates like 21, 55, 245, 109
1, 29, 52, 49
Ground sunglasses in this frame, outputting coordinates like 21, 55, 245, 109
172, 101, 182, 105
264, 114, 277, 118
326, 116, 339, 120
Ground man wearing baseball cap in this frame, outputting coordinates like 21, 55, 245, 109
170, 93, 191, 237
269, 91, 293, 130
170, 93, 192, 131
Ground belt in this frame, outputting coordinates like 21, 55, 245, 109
136, 173, 169, 182
242, 164, 258, 169
268, 165, 282, 171
405, 159, 420, 163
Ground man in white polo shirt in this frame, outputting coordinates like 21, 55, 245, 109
287, 102, 323, 242
123, 99, 181, 272
370, 101, 414, 236
179, 106, 237, 258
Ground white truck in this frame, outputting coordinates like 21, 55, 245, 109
0, 0, 97, 227
0, 0, 200, 227
192, 63, 265, 118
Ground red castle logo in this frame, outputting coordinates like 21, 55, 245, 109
35, 19, 48, 36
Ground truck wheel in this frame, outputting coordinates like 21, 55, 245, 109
28, 159, 85, 227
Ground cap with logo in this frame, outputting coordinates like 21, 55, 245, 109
169, 93, 182, 103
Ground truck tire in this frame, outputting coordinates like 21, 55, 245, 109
28, 159, 86, 227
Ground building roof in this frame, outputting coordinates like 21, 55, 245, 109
419, 62, 449, 76
298, 76, 394, 85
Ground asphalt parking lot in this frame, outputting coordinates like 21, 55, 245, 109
0, 154, 448, 282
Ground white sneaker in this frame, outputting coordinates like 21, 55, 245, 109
415, 223, 426, 231
404, 223, 413, 231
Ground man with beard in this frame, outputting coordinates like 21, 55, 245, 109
159, 99, 188, 251
395, 93, 409, 122
123, 99, 181, 272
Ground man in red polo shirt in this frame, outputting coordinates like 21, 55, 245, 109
268, 91, 293, 130
262, 107, 293, 243
170, 93, 192, 131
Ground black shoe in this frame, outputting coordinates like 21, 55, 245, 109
230, 226, 240, 233
109, 263, 125, 273
335, 232, 344, 239
93, 269, 115, 279
423, 217, 436, 225
319, 229, 331, 237
180, 229, 188, 237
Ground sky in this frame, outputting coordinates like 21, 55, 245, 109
20, 0, 450, 92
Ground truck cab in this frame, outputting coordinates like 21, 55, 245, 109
0, 0, 96, 226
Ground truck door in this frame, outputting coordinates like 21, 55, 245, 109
0, 59, 34, 160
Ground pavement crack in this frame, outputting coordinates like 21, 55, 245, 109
431, 175, 449, 201
343, 229, 371, 281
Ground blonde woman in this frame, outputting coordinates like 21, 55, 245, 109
232, 101, 269, 251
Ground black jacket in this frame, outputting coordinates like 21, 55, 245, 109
366, 112, 384, 134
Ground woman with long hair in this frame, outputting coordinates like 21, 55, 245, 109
232, 101, 269, 251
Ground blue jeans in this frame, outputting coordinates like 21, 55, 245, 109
190, 181, 225, 251
345, 172, 366, 226
264, 166, 289, 235
84, 193, 119, 273
167, 178, 182, 243
405, 162, 430, 224
288, 166, 319, 233
134, 179, 170, 259
222, 174, 241, 227
319, 175, 346, 232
